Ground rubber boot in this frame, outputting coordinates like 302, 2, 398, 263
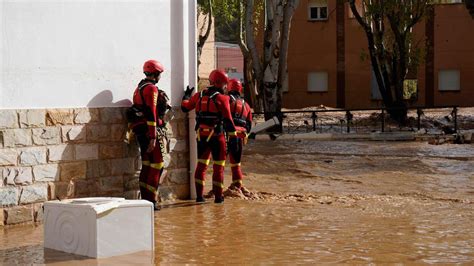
196, 196, 206, 203
214, 196, 224, 204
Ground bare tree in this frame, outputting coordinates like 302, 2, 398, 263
204, 0, 257, 108
238, 0, 263, 111
215, 0, 264, 110
349, 0, 428, 122
247, 0, 300, 120
211, 0, 299, 117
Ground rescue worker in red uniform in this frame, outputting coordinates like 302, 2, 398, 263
226, 79, 253, 191
130, 59, 169, 210
181, 69, 238, 203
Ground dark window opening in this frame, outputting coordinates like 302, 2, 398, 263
320, 7, 328, 19
310, 7, 319, 19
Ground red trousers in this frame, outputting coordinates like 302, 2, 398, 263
228, 136, 244, 188
194, 133, 226, 199
136, 132, 164, 203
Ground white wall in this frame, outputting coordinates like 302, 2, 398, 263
0, 0, 195, 109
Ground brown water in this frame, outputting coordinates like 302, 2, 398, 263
1, 140, 474, 264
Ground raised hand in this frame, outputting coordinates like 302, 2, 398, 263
184, 86, 194, 98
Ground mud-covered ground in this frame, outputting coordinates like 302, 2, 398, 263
239, 140, 474, 202
211, 139, 474, 263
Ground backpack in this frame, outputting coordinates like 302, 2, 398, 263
195, 90, 221, 129
229, 95, 248, 127
126, 82, 152, 123
157, 89, 171, 119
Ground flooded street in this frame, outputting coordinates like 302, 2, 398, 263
1, 140, 474, 264
243, 140, 474, 202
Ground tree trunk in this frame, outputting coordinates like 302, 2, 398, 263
277, 0, 299, 109
262, 0, 283, 123
245, 0, 298, 123
246, 0, 263, 83
348, 0, 427, 123
242, 52, 261, 111
239, 0, 260, 111
263, 69, 280, 117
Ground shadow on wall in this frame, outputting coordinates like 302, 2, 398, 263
59, 88, 190, 202
49, 89, 139, 201
86, 90, 132, 107
56, 88, 190, 203
0, 89, 140, 225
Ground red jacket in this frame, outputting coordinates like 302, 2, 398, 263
181, 87, 236, 135
229, 93, 252, 134
133, 80, 168, 139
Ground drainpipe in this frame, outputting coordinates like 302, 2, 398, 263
188, 0, 198, 199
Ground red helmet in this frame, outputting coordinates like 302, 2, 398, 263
227, 78, 242, 93
143, 60, 164, 74
209, 69, 228, 88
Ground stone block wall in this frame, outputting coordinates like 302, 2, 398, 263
0, 107, 189, 226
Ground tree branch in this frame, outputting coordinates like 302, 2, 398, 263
239, 0, 250, 56
278, 0, 299, 89
349, 0, 392, 103
198, 0, 214, 49
349, 0, 371, 33
246, 0, 263, 80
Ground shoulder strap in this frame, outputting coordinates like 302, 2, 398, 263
209, 92, 220, 113
197, 90, 221, 115
138, 82, 152, 106
229, 95, 237, 113
240, 99, 246, 118
197, 91, 204, 114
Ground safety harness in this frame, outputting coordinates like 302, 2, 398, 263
126, 82, 153, 124
196, 90, 222, 142
229, 95, 248, 128
229, 94, 249, 143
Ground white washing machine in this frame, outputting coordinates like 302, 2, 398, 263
43, 197, 154, 258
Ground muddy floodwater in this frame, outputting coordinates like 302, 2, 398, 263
1, 140, 474, 264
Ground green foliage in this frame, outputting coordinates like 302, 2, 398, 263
358, 0, 428, 71
211, 0, 265, 43
403, 79, 418, 100
349, 0, 429, 121
197, 0, 212, 15
213, 0, 240, 42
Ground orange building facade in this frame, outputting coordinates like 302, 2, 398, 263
283, 1, 474, 109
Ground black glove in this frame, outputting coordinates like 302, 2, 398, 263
183, 86, 194, 100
